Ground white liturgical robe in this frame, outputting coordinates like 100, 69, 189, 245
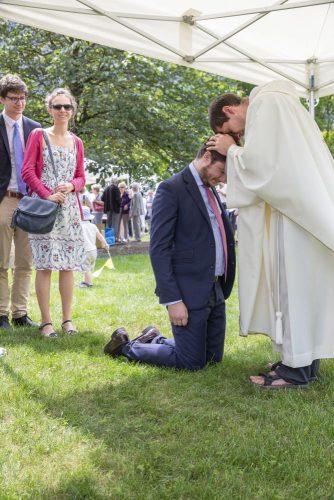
227, 80, 334, 368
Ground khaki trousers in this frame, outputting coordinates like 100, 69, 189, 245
0, 196, 33, 318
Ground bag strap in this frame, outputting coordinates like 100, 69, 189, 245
42, 130, 58, 184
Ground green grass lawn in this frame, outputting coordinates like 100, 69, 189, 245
1, 254, 334, 499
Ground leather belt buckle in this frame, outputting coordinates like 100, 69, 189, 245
6, 190, 23, 199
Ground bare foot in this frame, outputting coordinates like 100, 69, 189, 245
40, 322, 57, 337
61, 320, 78, 335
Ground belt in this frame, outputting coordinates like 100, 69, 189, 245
5, 190, 23, 199
214, 276, 222, 282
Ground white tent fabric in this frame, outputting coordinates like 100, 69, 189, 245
0, 0, 334, 98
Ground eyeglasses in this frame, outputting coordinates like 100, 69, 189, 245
50, 104, 73, 111
6, 96, 26, 104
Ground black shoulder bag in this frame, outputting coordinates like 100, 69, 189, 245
11, 130, 60, 234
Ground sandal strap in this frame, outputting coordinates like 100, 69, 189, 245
258, 373, 281, 386
61, 320, 78, 335
61, 320, 72, 326
269, 361, 282, 370
39, 322, 53, 330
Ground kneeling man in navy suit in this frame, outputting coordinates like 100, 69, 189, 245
104, 143, 236, 370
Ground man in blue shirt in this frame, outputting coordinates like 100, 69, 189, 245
0, 74, 40, 330
104, 143, 236, 370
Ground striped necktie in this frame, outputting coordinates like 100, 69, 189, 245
13, 122, 26, 195
205, 187, 228, 277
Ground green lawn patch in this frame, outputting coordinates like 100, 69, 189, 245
1, 255, 334, 499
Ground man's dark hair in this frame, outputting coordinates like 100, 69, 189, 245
196, 142, 226, 163
0, 74, 28, 98
208, 93, 242, 132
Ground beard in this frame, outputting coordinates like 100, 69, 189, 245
200, 166, 214, 187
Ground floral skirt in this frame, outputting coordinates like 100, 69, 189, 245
29, 193, 85, 271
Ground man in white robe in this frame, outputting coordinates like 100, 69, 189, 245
207, 79, 334, 388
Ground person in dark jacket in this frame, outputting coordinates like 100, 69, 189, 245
101, 175, 121, 238
104, 143, 236, 370
117, 181, 131, 242
0, 74, 40, 330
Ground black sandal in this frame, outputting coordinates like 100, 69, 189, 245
250, 372, 309, 390
266, 360, 282, 370
39, 322, 57, 338
266, 360, 283, 371
61, 320, 78, 336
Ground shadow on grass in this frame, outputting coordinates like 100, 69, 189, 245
3, 352, 331, 447
1, 355, 260, 450
2, 349, 334, 497
2, 359, 234, 495
1, 328, 106, 354
37, 475, 104, 500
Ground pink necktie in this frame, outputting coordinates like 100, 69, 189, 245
205, 187, 228, 277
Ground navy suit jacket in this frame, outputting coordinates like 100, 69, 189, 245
0, 113, 41, 203
150, 165, 236, 310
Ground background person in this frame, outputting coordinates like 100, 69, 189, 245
22, 88, 85, 337
79, 185, 93, 211
80, 206, 109, 288
0, 74, 40, 330
130, 182, 145, 242
91, 183, 104, 224
117, 181, 131, 243
145, 189, 155, 232
207, 79, 334, 388
104, 144, 236, 370
101, 176, 121, 238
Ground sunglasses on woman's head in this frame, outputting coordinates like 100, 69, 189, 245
50, 104, 73, 110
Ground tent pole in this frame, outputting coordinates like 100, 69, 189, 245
309, 89, 315, 119
308, 61, 315, 119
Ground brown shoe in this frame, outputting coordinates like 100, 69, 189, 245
104, 327, 130, 356
133, 325, 161, 343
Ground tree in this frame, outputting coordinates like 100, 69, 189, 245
0, 20, 252, 182
2, 20, 332, 183
313, 96, 334, 154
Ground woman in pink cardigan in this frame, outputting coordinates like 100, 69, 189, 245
22, 88, 85, 338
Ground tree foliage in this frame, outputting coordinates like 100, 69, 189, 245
0, 20, 333, 183
0, 20, 251, 182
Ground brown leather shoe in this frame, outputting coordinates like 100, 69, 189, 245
133, 325, 161, 343
104, 327, 130, 357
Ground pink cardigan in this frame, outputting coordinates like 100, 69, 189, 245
22, 128, 86, 203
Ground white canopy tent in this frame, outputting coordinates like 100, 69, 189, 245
1, 0, 334, 115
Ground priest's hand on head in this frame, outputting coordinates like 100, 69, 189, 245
206, 134, 236, 156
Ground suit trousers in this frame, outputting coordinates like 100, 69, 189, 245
0, 196, 33, 318
122, 281, 226, 370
